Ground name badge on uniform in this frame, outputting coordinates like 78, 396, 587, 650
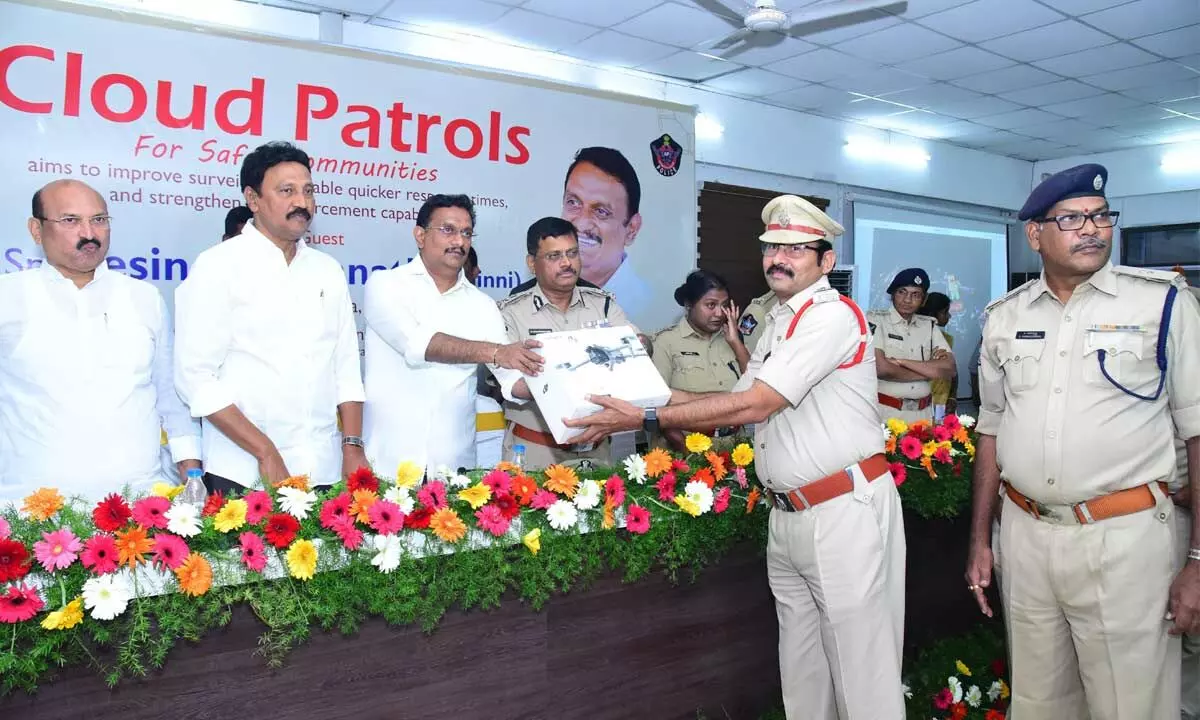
1015, 331, 1045, 339
887, 333, 904, 341
680, 351, 699, 356
529, 328, 553, 335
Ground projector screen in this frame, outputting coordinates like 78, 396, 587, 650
852, 202, 1009, 398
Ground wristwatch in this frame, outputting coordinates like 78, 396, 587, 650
342, 435, 364, 449
643, 407, 659, 435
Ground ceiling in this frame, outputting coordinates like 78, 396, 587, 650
242, 0, 1200, 162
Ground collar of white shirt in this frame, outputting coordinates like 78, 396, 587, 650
400, 254, 471, 295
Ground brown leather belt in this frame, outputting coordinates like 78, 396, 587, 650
1005, 481, 1167, 525
511, 423, 572, 450
878, 393, 931, 411
767, 454, 890, 512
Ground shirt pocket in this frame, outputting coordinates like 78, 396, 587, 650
997, 337, 1044, 393
1082, 328, 1158, 390
102, 315, 155, 379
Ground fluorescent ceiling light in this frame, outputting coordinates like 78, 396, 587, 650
696, 113, 724, 140
1161, 145, 1200, 173
844, 135, 930, 169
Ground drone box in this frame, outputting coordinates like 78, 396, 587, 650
525, 325, 671, 445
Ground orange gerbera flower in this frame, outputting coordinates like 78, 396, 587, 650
602, 498, 616, 530
351, 489, 378, 524
543, 465, 579, 498
952, 426, 970, 444
512, 474, 538, 506
919, 455, 938, 479
705, 451, 727, 481
745, 487, 761, 514
174, 552, 213, 596
885, 435, 897, 454
273, 475, 311, 492
495, 461, 522, 474
22, 487, 64, 521
691, 468, 716, 489
430, 508, 467, 543
642, 448, 673, 478
114, 525, 154, 567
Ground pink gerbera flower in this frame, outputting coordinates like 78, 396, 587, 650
941, 414, 961, 432
626, 505, 651, 535
151, 533, 189, 570
367, 500, 405, 535
604, 475, 626, 507
238, 532, 267, 573
734, 466, 748, 489
933, 688, 953, 710
332, 520, 364, 551
671, 459, 689, 473
475, 505, 511, 537
417, 481, 448, 510
890, 462, 908, 487
933, 425, 952, 443
33, 528, 82, 572
0, 516, 12, 540
132, 496, 171, 530
530, 490, 558, 510
933, 446, 952, 464
713, 487, 731, 514
319, 493, 353, 530
0, 584, 44, 623
656, 473, 678, 503
899, 435, 924, 461
81, 533, 119, 575
481, 469, 512, 496
243, 490, 273, 525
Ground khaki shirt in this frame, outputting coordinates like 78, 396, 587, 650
651, 316, 741, 393
1173, 286, 1200, 492
869, 307, 950, 399
977, 263, 1200, 505
738, 291, 778, 354
498, 283, 638, 435
732, 276, 883, 492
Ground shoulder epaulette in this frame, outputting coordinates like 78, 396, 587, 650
578, 284, 614, 299
507, 277, 537, 296
497, 289, 532, 309
811, 287, 840, 305
986, 279, 1037, 312
1112, 265, 1185, 285
749, 291, 774, 307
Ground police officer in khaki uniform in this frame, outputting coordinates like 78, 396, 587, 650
497, 216, 644, 470
565, 194, 907, 720
1176, 283, 1200, 720
868, 268, 956, 423
738, 289, 778, 354
965, 164, 1200, 720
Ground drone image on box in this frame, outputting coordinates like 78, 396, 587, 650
556, 334, 648, 372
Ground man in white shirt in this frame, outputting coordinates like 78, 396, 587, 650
363, 194, 541, 477
0, 179, 201, 503
175, 142, 365, 494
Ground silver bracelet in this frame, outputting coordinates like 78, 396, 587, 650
341, 435, 364, 449
1189, 547, 1200, 562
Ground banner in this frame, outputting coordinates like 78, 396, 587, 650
0, 0, 697, 336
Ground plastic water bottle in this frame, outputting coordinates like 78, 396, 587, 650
511, 444, 526, 471
180, 467, 207, 506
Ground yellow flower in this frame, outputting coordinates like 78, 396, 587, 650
523, 528, 541, 555
999, 680, 1010, 699
396, 461, 423, 489
922, 441, 938, 458
731, 443, 754, 467
956, 659, 972, 677
965, 440, 976, 459
41, 598, 84, 631
674, 494, 701, 517
22, 487, 64, 521
151, 482, 185, 500
885, 418, 908, 437
213, 498, 248, 533
684, 433, 712, 454
457, 483, 492, 510
286, 539, 318, 581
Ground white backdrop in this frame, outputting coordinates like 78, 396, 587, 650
0, 0, 697, 335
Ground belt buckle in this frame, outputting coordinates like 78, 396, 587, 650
901, 398, 920, 411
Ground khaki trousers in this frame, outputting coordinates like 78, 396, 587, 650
767, 469, 906, 720
1174, 508, 1200, 720
999, 493, 1181, 719
500, 425, 610, 471
876, 403, 933, 426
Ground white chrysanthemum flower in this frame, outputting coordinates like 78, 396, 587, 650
948, 676, 963, 703
384, 486, 415, 514
958, 414, 976, 428
82, 574, 132, 620
448, 474, 472, 489
882, 423, 892, 441
278, 487, 317, 521
965, 685, 982, 708
574, 480, 602, 510
432, 465, 454, 481
901, 682, 912, 699
685, 480, 714, 515
165, 502, 202, 538
623, 454, 647, 484
370, 533, 402, 574
546, 499, 578, 530
987, 681, 1002, 702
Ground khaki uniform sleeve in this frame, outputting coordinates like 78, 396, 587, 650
651, 333, 674, 385
975, 314, 1006, 437
1168, 285, 1200, 440
869, 313, 888, 351
605, 299, 640, 336
500, 302, 523, 343
756, 302, 861, 406
931, 322, 952, 354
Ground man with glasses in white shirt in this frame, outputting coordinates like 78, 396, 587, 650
175, 141, 365, 494
363, 194, 541, 478
0, 179, 201, 503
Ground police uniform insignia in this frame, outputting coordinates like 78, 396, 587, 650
868, 321, 877, 334
738, 313, 758, 335
650, 134, 683, 177
779, 214, 791, 227
1015, 330, 1045, 339
680, 351, 700, 356
532, 295, 545, 311
914, 276, 923, 286
1093, 174, 1103, 191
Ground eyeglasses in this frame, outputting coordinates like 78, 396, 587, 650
39, 214, 112, 229
539, 248, 581, 263
1037, 210, 1119, 232
760, 242, 819, 258
426, 224, 476, 240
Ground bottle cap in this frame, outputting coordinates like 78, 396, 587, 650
186, 468, 204, 479
513, 444, 526, 453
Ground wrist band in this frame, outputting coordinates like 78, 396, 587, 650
1189, 548, 1200, 562
492, 344, 501, 366
342, 435, 364, 449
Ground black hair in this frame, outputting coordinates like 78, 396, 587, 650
466, 246, 478, 269
526, 216, 577, 256
564, 146, 641, 219
415, 193, 476, 229
31, 189, 44, 219
673, 269, 730, 307
240, 141, 312, 195
918, 291, 951, 317
223, 205, 254, 240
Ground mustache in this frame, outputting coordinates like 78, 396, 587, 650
76, 238, 100, 250
444, 247, 465, 255
287, 208, 312, 221
577, 231, 601, 244
1071, 238, 1106, 253
766, 264, 793, 277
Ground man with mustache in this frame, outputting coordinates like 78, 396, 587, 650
175, 141, 365, 494
868, 267, 956, 423
0, 179, 200, 503
498, 216, 645, 470
564, 195, 907, 719
561, 146, 651, 314
965, 164, 1200, 719
362, 194, 542, 478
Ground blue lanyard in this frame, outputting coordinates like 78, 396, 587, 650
1096, 285, 1178, 401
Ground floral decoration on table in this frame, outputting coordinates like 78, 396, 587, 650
885, 414, 978, 520
904, 623, 1009, 720
0, 434, 768, 695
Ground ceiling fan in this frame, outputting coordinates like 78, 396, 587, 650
691, 0, 909, 55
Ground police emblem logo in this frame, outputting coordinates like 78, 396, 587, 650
650, 134, 683, 177
738, 313, 758, 336
914, 276, 923, 285
1093, 174, 1103, 191
778, 214, 791, 227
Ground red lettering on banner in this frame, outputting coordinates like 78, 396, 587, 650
342, 105, 380, 148
507, 125, 531, 165
213, 78, 265, 136
91, 73, 148, 123
0, 45, 53, 113
296, 83, 337, 141
387, 102, 413, 152
416, 113, 441, 154
156, 81, 206, 129
445, 118, 483, 159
